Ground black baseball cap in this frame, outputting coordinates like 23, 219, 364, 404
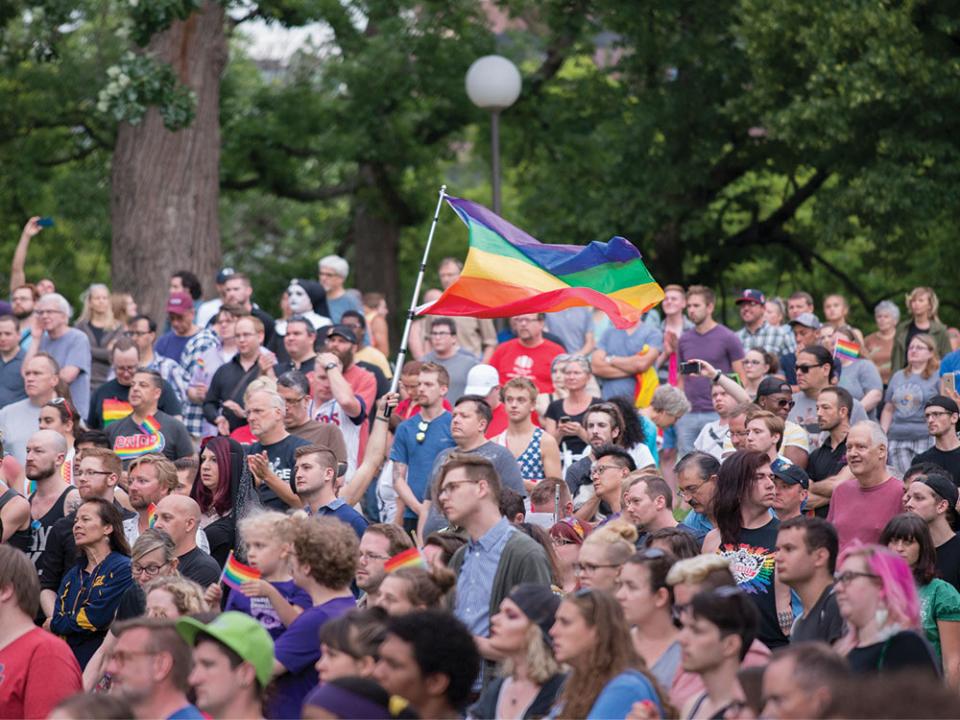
771, 458, 809, 489
925, 395, 960, 431
325, 324, 357, 345
919, 472, 959, 509
756, 376, 792, 401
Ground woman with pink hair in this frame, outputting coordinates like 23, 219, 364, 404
834, 542, 939, 675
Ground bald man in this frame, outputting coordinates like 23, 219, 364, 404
26, 429, 79, 575
152, 495, 221, 587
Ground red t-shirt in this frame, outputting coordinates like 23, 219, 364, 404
0, 627, 82, 720
827, 476, 905, 550
489, 338, 565, 394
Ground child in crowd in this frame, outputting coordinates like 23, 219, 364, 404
205, 511, 312, 639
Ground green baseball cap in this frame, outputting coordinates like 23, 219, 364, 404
176, 612, 275, 688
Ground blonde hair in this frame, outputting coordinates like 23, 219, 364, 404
906, 286, 939, 320
501, 623, 562, 686
582, 519, 637, 566
143, 576, 209, 616
78, 283, 119, 329
666, 554, 731, 586
244, 376, 278, 404
238, 510, 292, 543
904, 333, 940, 380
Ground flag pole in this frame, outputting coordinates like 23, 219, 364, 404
386, 185, 448, 410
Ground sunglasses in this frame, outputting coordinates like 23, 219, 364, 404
795, 364, 825, 374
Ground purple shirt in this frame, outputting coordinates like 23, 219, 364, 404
224, 580, 313, 640
678, 324, 745, 412
269, 595, 356, 720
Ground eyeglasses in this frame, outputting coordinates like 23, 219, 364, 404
590, 464, 620, 476
925, 411, 954, 420
110, 649, 159, 666
284, 395, 307, 406
833, 570, 880, 585
74, 469, 113, 479
437, 479, 478, 498
359, 551, 390, 562
795, 364, 824, 374
574, 562, 622, 575
115, 364, 139, 373
35, 309, 63, 316
678, 482, 706, 498
124, 330, 150, 337
429, 331, 452, 337
131, 562, 169, 577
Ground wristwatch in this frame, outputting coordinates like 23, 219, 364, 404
712, 370, 723, 383
325, 362, 338, 371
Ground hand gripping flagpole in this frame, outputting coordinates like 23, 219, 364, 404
385, 185, 448, 415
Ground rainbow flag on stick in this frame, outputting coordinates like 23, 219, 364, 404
834, 338, 860, 360
146, 503, 158, 528
220, 551, 261, 590
419, 197, 664, 329
384, 547, 426, 573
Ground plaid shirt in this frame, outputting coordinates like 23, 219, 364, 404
737, 321, 796, 356
178, 328, 221, 436
145, 354, 188, 407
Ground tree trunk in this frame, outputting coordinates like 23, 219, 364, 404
348, 168, 402, 326
110, 2, 228, 320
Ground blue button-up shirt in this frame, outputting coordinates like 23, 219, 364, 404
309, 497, 369, 538
454, 517, 515, 637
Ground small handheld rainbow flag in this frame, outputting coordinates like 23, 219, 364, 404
221, 550, 261, 590
384, 547, 426, 573
146, 503, 157, 528
834, 338, 860, 360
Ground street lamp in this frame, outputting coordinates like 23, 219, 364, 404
465, 55, 522, 215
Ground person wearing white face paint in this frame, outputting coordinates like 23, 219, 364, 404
270, 279, 331, 365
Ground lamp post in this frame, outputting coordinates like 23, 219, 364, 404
465, 55, 522, 215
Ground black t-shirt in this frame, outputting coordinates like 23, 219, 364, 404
807, 435, 848, 518
29, 486, 74, 574
88, 378, 182, 429
847, 630, 939, 676
114, 584, 147, 625
249, 434, 310, 511
936, 533, 960, 592
177, 547, 222, 587
203, 515, 235, 568
791, 584, 845, 645
108, 410, 195, 462
912, 446, 960, 486
545, 397, 601, 458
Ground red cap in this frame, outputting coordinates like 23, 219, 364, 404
166, 291, 193, 315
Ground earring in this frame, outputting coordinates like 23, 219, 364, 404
875, 604, 889, 628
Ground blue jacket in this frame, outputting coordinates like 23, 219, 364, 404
52, 551, 132, 669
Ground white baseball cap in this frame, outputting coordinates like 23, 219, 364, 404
464, 364, 500, 396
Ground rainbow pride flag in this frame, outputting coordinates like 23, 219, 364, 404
220, 551, 261, 590
146, 503, 157, 528
835, 338, 860, 360
113, 416, 166, 459
419, 197, 664, 329
384, 547, 426, 573
102, 398, 133, 427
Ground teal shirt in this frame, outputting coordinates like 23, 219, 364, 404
918, 578, 960, 660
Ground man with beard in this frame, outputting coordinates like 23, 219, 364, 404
754, 376, 810, 468
788, 345, 867, 449
108, 369, 193, 461
246, 388, 308, 511
390, 363, 455, 532
322, 324, 377, 417
88, 340, 181, 430
806, 386, 855, 515
11, 283, 38, 350
26, 429, 78, 574
490, 313, 565, 394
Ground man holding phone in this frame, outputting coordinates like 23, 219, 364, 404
676, 286, 746, 455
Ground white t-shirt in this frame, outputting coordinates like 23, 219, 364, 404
313, 398, 364, 484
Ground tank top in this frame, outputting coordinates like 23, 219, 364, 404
718, 517, 789, 649
28, 486, 74, 571
493, 427, 546, 480
0, 489, 32, 553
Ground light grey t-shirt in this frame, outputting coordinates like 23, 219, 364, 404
789, 391, 868, 450
884, 370, 941, 441
0, 398, 42, 464
41, 329, 92, 418
545, 307, 594, 354
422, 441, 525, 537
838, 359, 883, 416
421, 348, 479, 403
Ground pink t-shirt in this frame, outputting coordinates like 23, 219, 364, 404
0, 627, 82, 720
827, 476, 905, 550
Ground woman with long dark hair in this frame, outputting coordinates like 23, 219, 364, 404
881, 513, 960, 687
51, 498, 132, 668
190, 435, 257, 566
702, 450, 790, 650
549, 589, 668, 719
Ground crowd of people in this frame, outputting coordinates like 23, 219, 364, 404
1, 215, 960, 718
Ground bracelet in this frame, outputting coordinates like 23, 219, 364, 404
375, 415, 390, 422
712, 370, 722, 383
